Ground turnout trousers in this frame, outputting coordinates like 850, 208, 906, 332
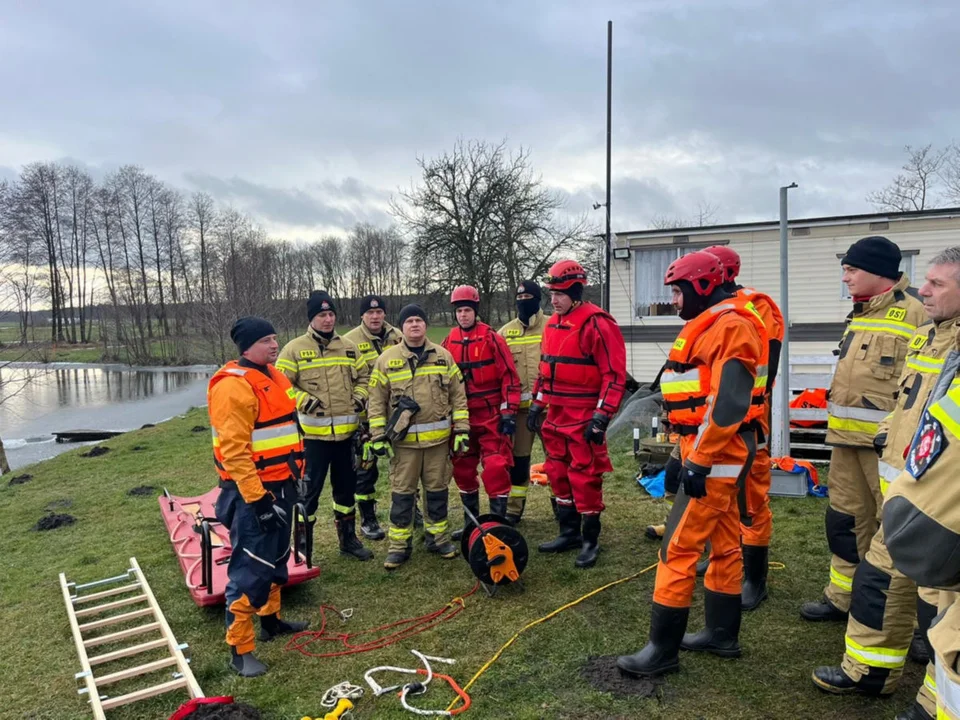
215, 479, 294, 654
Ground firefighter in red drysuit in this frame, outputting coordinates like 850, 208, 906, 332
442, 285, 522, 537
704, 244, 784, 611
527, 260, 627, 569
618, 250, 767, 678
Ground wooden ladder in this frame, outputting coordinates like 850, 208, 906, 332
60, 557, 204, 719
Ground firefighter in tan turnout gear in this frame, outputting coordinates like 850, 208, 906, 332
801, 237, 925, 621
498, 280, 547, 525
883, 327, 960, 720
343, 294, 402, 540
812, 248, 960, 720
277, 290, 374, 562
366, 304, 470, 570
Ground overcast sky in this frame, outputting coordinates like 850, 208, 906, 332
2, 0, 957, 238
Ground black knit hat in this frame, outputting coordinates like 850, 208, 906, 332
307, 290, 336, 320
359, 294, 386, 315
230, 316, 276, 354
841, 236, 902, 281
516, 280, 542, 301
398, 304, 428, 327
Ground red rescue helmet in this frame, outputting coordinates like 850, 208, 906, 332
703, 245, 741, 283
450, 285, 480, 305
544, 259, 587, 290
663, 250, 724, 297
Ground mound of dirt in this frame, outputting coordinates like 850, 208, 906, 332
131, 445, 147, 451
81, 446, 111, 458
127, 485, 156, 496
33, 513, 76, 531
186, 702, 263, 719
8, 474, 32, 486
191, 425, 208, 433
579, 655, 660, 698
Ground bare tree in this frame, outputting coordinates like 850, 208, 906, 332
868, 144, 948, 212
941, 143, 960, 205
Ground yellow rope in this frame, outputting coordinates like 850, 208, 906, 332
444, 562, 659, 713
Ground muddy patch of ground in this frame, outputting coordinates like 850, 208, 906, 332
579, 655, 660, 698
191, 425, 208, 433
33, 513, 76, 531
127, 485, 156, 496
80, 446, 111, 458
184, 702, 263, 719
8, 474, 32, 486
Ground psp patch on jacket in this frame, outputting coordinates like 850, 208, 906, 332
906, 412, 947, 479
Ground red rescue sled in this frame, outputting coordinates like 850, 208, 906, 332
159, 487, 320, 607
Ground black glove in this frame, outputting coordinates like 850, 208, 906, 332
664, 456, 683, 495
584, 412, 609, 445
873, 432, 887, 457
251, 492, 288, 533
526, 403, 545, 433
297, 393, 322, 415
499, 414, 517, 436
681, 467, 708, 499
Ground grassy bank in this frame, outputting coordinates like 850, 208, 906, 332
0, 413, 923, 719
0, 327, 454, 365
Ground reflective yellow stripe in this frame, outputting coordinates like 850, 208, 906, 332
830, 566, 853, 592
355, 493, 375, 501
509, 485, 528, 498
369, 417, 386, 429
299, 414, 360, 436
387, 370, 413, 382
424, 520, 449, 534
844, 635, 908, 669
389, 526, 413, 540
505, 335, 542, 346
848, 318, 917, 339
453, 410, 469, 421
908, 355, 946, 373
754, 375, 768, 390
299, 357, 355, 370
250, 432, 301, 453
927, 670, 938, 696
285, 387, 299, 400
828, 416, 880, 434
354, 356, 366, 370
930, 389, 960, 440
276, 358, 298, 373
449, 365, 463, 380
361, 350, 378, 364
332, 501, 355, 514
355, 385, 369, 398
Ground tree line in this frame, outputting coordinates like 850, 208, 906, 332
0, 139, 599, 365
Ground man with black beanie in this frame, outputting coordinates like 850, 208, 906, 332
498, 280, 547, 524
344, 293, 402, 539
208, 316, 309, 676
800, 236, 925, 624
276, 290, 374, 562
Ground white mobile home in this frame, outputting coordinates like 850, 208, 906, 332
609, 207, 960, 382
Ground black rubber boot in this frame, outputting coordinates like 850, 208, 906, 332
908, 628, 930, 664
384, 540, 412, 570
452, 491, 481, 541
231, 646, 268, 677
414, 502, 424, 529
538, 504, 583, 553
336, 513, 374, 561
811, 666, 860, 694
258, 613, 310, 641
915, 596, 938, 663
550, 496, 560, 522
575, 513, 601, 568
358, 500, 385, 541
681, 589, 743, 658
741, 545, 769, 611
616, 604, 690, 678
800, 596, 847, 622
895, 701, 934, 720
489, 496, 509, 521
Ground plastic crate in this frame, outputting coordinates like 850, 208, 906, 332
769, 468, 808, 498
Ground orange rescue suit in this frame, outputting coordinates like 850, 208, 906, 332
654, 297, 766, 607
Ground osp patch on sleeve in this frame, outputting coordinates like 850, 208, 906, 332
886, 307, 908, 322
387, 358, 405, 369
906, 411, 947, 479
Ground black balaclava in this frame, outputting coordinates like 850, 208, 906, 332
562, 282, 584, 302
676, 281, 730, 321
516, 280, 542, 324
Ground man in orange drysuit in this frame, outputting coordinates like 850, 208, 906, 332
208, 317, 309, 677
704, 244, 784, 610
617, 250, 767, 677
442, 285, 522, 537
527, 259, 627, 569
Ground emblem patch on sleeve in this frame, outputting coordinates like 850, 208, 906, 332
299, 349, 317, 359
886, 307, 907, 322
906, 412, 946, 479
388, 358, 405, 369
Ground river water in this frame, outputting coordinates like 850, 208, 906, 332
0, 362, 215, 471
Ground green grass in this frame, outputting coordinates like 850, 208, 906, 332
0, 415, 924, 719
0, 327, 455, 365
